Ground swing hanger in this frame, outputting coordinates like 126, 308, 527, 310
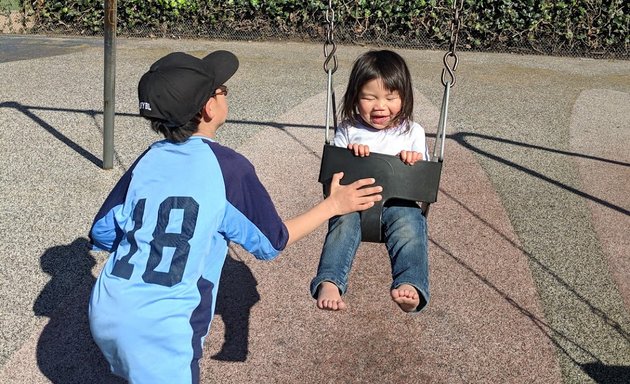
442, 0, 463, 87
323, 0, 338, 76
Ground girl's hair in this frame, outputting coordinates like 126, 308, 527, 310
340, 50, 414, 130
149, 111, 202, 143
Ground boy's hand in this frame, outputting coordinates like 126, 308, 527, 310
348, 143, 371, 157
398, 150, 423, 165
328, 172, 382, 215
282, 173, 381, 246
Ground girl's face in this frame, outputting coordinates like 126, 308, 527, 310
357, 78, 402, 130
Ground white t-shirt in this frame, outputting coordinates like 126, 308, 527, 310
333, 119, 430, 160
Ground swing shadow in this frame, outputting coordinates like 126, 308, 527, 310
581, 363, 630, 384
242, 119, 628, 216
11, 99, 626, 218
436, 189, 630, 383
6, 100, 625, 218
33, 237, 125, 383
229, 119, 630, 167
449, 131, 630, 216
0, 101, 109, 168
0, 103, 320, 171
211, 247, 260, 362
0, 102, 143, 169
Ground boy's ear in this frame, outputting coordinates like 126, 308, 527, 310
201, 98, 214, 121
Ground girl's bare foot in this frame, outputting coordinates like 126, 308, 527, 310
316, 281, 347, 311
391, 284, 420, 312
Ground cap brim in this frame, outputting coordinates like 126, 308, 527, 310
203, 50, 239, 86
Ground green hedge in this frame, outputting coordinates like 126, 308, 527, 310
23, 0, 630, 57
463, 0, 628, 54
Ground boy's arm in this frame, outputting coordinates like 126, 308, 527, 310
284, 172, 381, 246
90, 207, 123, 251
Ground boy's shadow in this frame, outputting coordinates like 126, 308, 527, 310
211, 249, 260, 362
33, 237, 124, 383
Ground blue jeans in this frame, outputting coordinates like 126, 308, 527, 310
310, 201, 430, 312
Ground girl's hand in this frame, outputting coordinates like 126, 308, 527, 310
348, 143, 371, 157
327, 172, 382, 215
398, 150, 423, 165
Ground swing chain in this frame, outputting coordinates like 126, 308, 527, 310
323, 0, 338, 74
441, 0, 463, 87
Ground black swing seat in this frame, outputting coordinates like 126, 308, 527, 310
318, 144, 442, 243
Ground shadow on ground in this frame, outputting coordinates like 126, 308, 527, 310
581, 362, 630, 384
33, 237, 124, 383
211, 250, 260, 362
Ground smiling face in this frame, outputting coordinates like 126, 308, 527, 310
357, 78, 402, 130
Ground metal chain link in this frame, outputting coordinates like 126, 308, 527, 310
323, 0, 339, 142
323, 0, 338, 74
441, 0, 463, 87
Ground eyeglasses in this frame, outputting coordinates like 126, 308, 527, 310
211, 85, 228, 98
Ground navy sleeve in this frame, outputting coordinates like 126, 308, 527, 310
89, 148, 150, 251
205, 141, 289, 252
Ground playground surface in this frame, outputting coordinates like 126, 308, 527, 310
0, 34, 628, 383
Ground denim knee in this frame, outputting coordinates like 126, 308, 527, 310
310, 213, 362, 298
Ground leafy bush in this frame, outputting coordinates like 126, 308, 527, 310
462, 0, 628, 54
25, 0, 629, 57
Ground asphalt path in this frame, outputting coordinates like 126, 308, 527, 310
0, 34, 628, 383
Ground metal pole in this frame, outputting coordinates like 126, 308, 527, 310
103, 0, 116, 169
325, 69, 333, 144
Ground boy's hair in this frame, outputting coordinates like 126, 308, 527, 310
149, 113, 201, 143
341, 50, 414, 130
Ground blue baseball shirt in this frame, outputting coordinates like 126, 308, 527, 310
88, 136, 288, 383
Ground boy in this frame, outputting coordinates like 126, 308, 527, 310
88, 50, 382, 383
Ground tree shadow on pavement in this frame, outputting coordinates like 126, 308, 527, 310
211, 248, 260, 362
33, 237, 124, 383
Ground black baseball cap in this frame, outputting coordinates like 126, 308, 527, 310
138, 50, 239, 127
